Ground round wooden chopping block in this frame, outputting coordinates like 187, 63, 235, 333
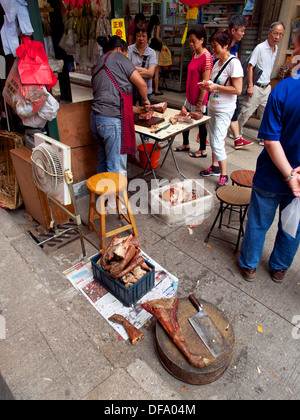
155, 297, 235, 385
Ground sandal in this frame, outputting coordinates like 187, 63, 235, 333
154, 92, 164, 96
173, 146, 190, 152
189, 151, 207, 158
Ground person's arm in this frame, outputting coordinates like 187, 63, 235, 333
198, 76, 242, 96
247, 64, 254, 97
129, 69, 150, 108
128, 34, 134, 46
135, 65, 156, 79
195, 68, 211, 112
264, 141, 300, 197
155, 25, 163, 44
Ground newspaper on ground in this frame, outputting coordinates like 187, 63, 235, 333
64, 251, 178, 340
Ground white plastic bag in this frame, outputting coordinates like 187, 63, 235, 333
281, 198, 300, 238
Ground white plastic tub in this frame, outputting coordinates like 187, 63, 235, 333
149, 179, 214, 225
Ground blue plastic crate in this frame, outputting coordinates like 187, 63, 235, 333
91, 254, 155, 307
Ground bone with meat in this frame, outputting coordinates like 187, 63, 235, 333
98, 234, 151, 286
109, 314, 144, 345
141, 297, 213, 369
115, 253, 144, 279
109, 244, 137, 278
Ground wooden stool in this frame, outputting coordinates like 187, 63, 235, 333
230, 170, 255, 188
87, 172, 138, 249
205, 186, 251, 252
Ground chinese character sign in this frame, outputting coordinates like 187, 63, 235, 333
111, 19, 126, 42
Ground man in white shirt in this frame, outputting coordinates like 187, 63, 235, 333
238, 22, 285, 145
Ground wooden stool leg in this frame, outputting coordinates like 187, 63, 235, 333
88, 192, 95, 230
123, 190, 138, 238
116, 192, 123, 219
99, 195, 107, 249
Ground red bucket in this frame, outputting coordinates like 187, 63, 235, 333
137, 143, 161, 169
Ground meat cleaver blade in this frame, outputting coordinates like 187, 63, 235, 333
188, 294, 231, 358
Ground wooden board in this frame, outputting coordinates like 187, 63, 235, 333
155, 297, 235, 385
134, 115, 165, 128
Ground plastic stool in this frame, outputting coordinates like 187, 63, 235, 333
205, 185, 251, 252
87, 172, 138, 249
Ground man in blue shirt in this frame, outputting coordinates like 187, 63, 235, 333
235, 69, 300, 283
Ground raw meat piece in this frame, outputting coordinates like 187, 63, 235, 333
139, 110, 154, 120
177, 116, 193, 124
151, 102, 167, 113
109, 244, 137, 278
109, 314, 144, 344
141, 297, 212, 369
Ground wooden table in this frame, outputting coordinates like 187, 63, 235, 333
134, 108, 210, 182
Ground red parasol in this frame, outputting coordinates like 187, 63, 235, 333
179, 0, 212, 6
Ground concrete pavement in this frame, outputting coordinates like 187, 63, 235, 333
0, 92, 299, 400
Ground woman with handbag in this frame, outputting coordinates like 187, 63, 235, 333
174, 25, 213, 157
198, 28, 243, 190
147, 14, 163, 96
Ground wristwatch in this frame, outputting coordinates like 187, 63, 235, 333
285, 171, 295, 183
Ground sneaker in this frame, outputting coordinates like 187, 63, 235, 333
234, 136, 253, 149
216, 175, 229, 190
234, 253, 256, 282
259, 140, 264, 146
270, 269, 286, 283
200, 165, 220, 177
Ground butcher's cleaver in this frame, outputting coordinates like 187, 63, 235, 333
188, 294, 231, 358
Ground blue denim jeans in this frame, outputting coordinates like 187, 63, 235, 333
90, 112, 127, 176
239, 186, 300, 271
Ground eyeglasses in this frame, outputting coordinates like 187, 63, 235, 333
233, 27, 245, 34
272, 31, 284, 37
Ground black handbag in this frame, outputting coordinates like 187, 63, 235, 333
149, 37, 162, 52
241, 49, 264, 95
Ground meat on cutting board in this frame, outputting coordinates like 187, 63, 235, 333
139, 110, 154, 120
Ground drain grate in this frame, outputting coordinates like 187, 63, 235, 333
25, 221, 81, 252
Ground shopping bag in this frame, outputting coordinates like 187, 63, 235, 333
281, 197, 300, 238
158, 43, 172, 67
15, 37, 57, 90
3, 59, 48, 118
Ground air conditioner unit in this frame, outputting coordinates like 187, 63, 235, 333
31, 133, 71, 205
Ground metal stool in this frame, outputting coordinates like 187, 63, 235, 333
87, 172, 138, 249
205, 185, 251, 252
230, 170, 254, 188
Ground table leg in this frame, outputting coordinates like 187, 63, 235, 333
140, 135, 158, 180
